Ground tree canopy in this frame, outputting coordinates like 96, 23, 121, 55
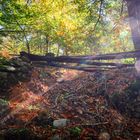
0, 0, 134, 57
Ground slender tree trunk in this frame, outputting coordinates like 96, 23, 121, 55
57, 44, 60, 56
14, 19, 30, 53
24, 35, 30, 54
85, 45, 88, 55
65, 46, 68, 56
45, 35, 49, 54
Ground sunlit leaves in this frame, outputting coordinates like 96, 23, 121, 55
0, 0, 134, 55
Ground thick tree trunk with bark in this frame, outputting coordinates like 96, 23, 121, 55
125, 0, 140, 78
126, 0, 140, 51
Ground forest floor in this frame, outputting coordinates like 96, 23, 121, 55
0, 66, 140, 140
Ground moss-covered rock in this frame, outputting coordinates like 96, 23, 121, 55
0, 57, 32, 93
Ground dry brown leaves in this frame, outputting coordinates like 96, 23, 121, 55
0, 67, 139, 139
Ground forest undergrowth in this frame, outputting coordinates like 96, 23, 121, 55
0, 66, 140, 140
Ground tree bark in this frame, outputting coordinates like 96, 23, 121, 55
126, 0, 140, 51
126, 0, 140, 77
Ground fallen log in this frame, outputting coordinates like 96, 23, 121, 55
32, 62, 122, 72
79, 61, 134, 67
20, 50, 139, 63
43, 63, 110, 72
70, 50, 139, 58
19, 51, 136, 72
32, 61, 134, 69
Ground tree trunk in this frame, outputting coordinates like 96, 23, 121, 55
65, 46, 69, 56
126, 0, 140, 77
45, 35, 49, 54
25, 36, 30, 54
57, 44, 60, 56
126, 0, 140, 51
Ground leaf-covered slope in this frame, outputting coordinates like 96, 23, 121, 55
0, 67, 139, 139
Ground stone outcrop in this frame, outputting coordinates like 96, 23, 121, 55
0, 57, 32, 93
